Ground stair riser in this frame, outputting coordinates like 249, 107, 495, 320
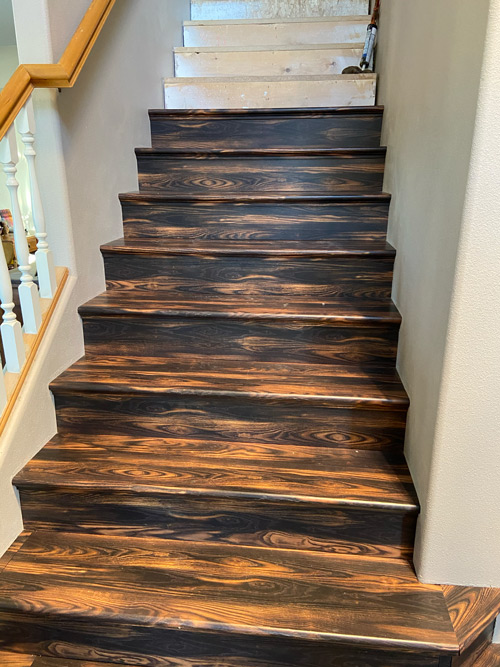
137, 153, 386, 194
164, 76, 377, 109
82, 316, 400, 366
18, 488, 417, 560
150, 112, 383, 150
0, 614, 448, 667
102, 255, 394, 300
183, 19, 369, 48
121, 199, 390, 241
174, 47, 363, 78
191, 0, 370, 20
53, 392, 407, 451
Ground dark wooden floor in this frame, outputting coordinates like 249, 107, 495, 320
0, 107, 498, 666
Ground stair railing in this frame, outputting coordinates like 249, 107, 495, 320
0, 0, 115, 418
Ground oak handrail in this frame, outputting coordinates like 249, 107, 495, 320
0, 0, 115, 142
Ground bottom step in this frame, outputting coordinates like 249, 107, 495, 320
164, 74, 377, 109
0, 531, 458, 666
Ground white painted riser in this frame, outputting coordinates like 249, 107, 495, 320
175, 45, 363, 78
164, 75, 376, 109
183, 17, 369, 48
191, 0, 369, 20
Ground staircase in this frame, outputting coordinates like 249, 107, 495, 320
0, 1, 495, 666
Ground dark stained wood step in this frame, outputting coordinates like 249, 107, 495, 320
80, 289, 402, 322
80, 298, 401, 367
0, 531, 459, 666
120, 192, 391, 241
136, 148, 386, 195
15, 436, 418, 558
101, 239, 395, 301
150, 107, 384, 150
50, 356, 408, 409
49, 357, 408, 452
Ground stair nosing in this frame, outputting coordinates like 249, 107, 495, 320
49, 381, 409, 409
149, 106, 384, 118
100, 241, 396, 259
79, 303, 402, 325
135, 147, 387, 158
0, 585, 458, 654
183, 16, 371, 26
174, 43, 364, 54
14, 477, 418, 513
119, 192, 392, 203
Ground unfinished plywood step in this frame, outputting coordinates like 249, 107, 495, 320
164, 74, 376, 109
174, 44, 363, 77
183, 16, 370, 47
190, 0, 370, 20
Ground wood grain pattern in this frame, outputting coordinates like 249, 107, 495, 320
451, 622, 495, 666
136, 149, 386, 194
443, 585, 500, 651
0, 532, 458, 653
0, 615, 452, 667
149, 107, 384, 150
15, 436, 418, 558
53, 389, 408, 450
50, 355, 409, 408
0, 533, 32, 576
81, 311, 400, 366
0, 105, 467, 665
101, 241, 395, 300
0, 650, 34, 666
120, 193, 391, 241
467, 644, 500, 667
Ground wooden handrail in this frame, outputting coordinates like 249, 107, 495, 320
0, 0, 115, 142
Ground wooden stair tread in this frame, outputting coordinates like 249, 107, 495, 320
50, 355, 409, 407
135, 146, 386, 157
101, 237, 395, 257
15, 435, 418, 510
0, 531, 458, 653
183, 16, 371, 25
119, 191, 391, 203
149, 105, 385, 116
80, 289, 401, 323
175, 43, 364, 53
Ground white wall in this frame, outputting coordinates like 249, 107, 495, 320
0, 0, 189, 557
0, 44, 19, 210
377, 0, 500, 585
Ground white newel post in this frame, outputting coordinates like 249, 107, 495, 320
16, 98, 57, 298
0, 367, 6, 411
0, 126, 42, 334
0, 240, 26, 373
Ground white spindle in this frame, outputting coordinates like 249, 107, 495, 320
0, 126, 42, 334
16, 98, 57, 298
0, 241, 26, 373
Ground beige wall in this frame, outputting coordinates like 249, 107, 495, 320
0, 0, 189, 557
377, 0, 500, 585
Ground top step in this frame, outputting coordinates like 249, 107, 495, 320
191, 0, 370, 20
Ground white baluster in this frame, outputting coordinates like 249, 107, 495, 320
16, 98, 57, 298
0, 127, 42, 334
0, 239, 26, 372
